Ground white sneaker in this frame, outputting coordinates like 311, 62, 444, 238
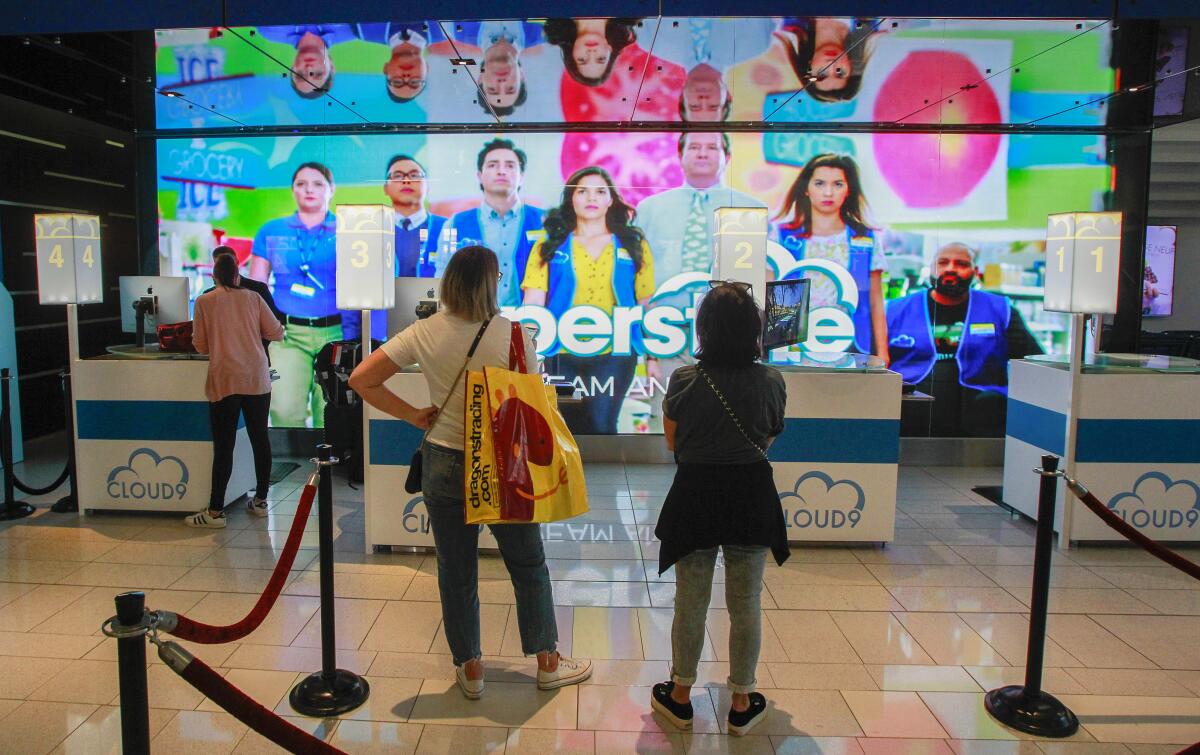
455, 664, 484, 700
247, 497, 269, 517
537, 655, 592, 690
184, 510, 226, 529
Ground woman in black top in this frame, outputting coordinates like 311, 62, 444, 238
650, 282, 789, 737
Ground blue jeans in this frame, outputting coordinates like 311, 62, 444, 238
420, 441, 558, 665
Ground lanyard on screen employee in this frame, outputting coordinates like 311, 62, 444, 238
294, 222, 328, 291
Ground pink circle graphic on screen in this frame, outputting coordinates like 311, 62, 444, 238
561, 132, 683, 207
560, 45, 686, 123
872, 51, 1003, 208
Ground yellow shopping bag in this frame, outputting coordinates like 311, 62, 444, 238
463, 325, 588, 524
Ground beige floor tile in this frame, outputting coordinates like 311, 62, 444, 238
1122, 745, 1185, 755
0, 654, 73, 697
572, 606, 644, 660
57, 561, 193, 589
286, 570, 414, 600
767, 563, 881, 586
359, 600, 443, 654
770, 586, 903, 612
0, 579, 38, 607
840, 690, 949, 739
1091, 615, 1200, 669
946, 741, 1042, 755
854, 546, 967, 566
367, 652, 456, 681
919, 692, 1090, 742
982, 566, 1113, 590
431, 603, 510, 657
1004, 588, 1157, 615
51, 705, 177, 755
946, 547, 1068, 567
199, 547, 319, 571
550, 558, 650, 582
197, 668, 300, 713
91, 543, 216, 567
1035, 744, 1135, 755
230, 715, 338, 754
86, 637, 240, 669
403, 576, 515, 604
865, 565, 997, 588
291, 597, 385, 650
141, 663, 208, 709
0, 700, 98, 753
1059, 548, 1160, 567
776, 547, 864, 565
168, 567, 303, 594
185, 592, 321, 647
0, 584, 91, 631
894, 613, 1008, 666
150, 709, 249, 754
767, 663, 878, 691
1057, 694, 1200, 744
505, 727, 596, 754
304, 550, 423, 576
1167, 669, 1200, 696
830, 613, 935, 666
0, 540, 118, 562
328, 720, 423, 754
857, 738, 956, 755
705, 608, 789, 663
578, 682, 719, 733
1044, 616, 1157, 670
866, 665, 982, 693
712, 688, 863, 737
0, 630, 102, 659
766, 612, 861, 664
552, 580, 652, 607
683, 731, 776, 753
1063, 668, 1196, 698
595, 730, 685, 753
1073, 567, 1196, 591
30, 659, 120, 704
222, 644, 374, 675
37, 586, 207, 637
771, 736, 866, 755
0, 558, 89, 584
888, 588, 1027, 614
410, 678, 577, 729
962, 667, 1088, 696
957, 615, 1081, 669
586, 659, 670, 686
415, 724, 508, 753
1132, 589, 1200, 615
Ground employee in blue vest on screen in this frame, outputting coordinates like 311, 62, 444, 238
434, 138, 546, 307
258, 25, 355, 97
886, 242, 1042, 436
351, 21, 443, 102
384, 154, 446, 278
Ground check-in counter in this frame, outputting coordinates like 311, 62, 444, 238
73, 347, 255, 513
1003, 355, 1200, 542
363, 355, 899, 550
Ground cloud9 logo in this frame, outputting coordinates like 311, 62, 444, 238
778, 471, 866, 529
1108, 472, 1200, 530
402, 497, 431, 534
107, 448, 189, 502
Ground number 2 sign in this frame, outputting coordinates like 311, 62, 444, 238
1044, 212, 1122, 314
712, 208, 768, 306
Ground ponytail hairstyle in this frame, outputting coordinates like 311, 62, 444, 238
212, 253, 240, 289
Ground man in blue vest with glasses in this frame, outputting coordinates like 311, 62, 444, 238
887, 242, 1041, 436
433, 138, 545, 307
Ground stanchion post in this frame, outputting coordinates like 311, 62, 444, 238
984, 454, 1079, 737
0, 368, 35, 521
114, 591, 151, 755
289, 444, 370, 717
51, 370, 78, 513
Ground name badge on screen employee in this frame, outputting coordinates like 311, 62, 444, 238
290, 283, 317, 299
969, 322, 997, 336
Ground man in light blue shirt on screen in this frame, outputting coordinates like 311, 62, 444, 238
434, 138, 545, 307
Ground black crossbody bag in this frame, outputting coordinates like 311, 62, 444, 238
404, 318, 493, 494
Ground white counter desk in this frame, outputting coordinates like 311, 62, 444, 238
73, 348, 254, 513
1003, 355, 1200, 542
364, 355, 900, 551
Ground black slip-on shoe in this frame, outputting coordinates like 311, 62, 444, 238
727, 692, 767, 736
650, 681, 693, 730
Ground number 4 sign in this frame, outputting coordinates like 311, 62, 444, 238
1044, 212, 1122, 314
34, 214, 104, 305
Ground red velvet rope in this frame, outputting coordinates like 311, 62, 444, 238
1068, 483, 1200, 581
166, 481, 318, 643
177, 652, 345, 754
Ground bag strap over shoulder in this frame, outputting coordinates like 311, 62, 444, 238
508, 321, 527, 373
424, 317, 492, 438
695, 366, 768, 459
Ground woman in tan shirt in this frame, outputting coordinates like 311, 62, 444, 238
185, 253, 286, 529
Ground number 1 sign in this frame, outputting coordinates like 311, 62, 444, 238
34, 214, 103, 305
1044, 212, 1122, 314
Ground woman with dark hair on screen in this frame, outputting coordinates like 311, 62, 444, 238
650, 282, 788, 736
544, 18, 640, 86
776, 17, 879, 102
185, 253, 285, 529
771, 153, 889, 362
522, 166, 655, 434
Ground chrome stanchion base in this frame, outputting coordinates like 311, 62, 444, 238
0, 502, 35, 521
289, 669, 370, 717
985, 685, 1079, 738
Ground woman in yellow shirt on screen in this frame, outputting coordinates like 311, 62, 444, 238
523, 166, 655, 434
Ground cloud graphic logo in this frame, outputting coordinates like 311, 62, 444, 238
889, 333, 917, 349
1108, 472, 1200, 530
106, 448, 189, 502
402, 496, 430, 534
778, 471, 866, 529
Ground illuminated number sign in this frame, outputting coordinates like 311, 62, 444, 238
34, 214, 104, 305
336, 205, 396, 311
1044, 211, 1122, 314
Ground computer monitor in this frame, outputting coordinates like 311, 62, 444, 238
762, 278, 811, 353
119, 276, 191, 334
386, 277, 440, 337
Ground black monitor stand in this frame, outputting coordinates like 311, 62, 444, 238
132, 296, 157, 348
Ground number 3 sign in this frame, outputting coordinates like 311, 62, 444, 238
336, 205, 396, 311
1044, 212, 1122, 314
34, 214, 104, 305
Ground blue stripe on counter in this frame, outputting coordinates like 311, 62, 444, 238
75, 400, 241, 441
1076, 419, 1200, 464
369, 419, 425, 466
1006, 399, 1066, 456
768, 418, 899, 464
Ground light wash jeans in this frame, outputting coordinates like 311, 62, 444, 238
670, 545, 768, 694
420, 441, 558, 666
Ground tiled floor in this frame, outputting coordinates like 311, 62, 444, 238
2, 461, 1200, 754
